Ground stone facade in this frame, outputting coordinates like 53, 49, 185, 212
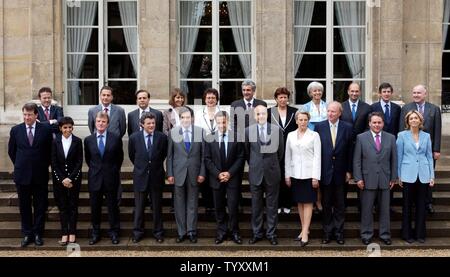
0, 0, 447, 124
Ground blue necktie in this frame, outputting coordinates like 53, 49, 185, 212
184, 130, 191, 152
147, 134, 153, 160
351, 103, 356, 122
384, 103, 391, 124
98, 135, 105, 157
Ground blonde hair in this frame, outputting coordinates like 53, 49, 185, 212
404, 110, 424, 130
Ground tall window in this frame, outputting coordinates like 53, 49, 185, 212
443, 0, 450, 112
64, 0, 138, 105
178, 0, 253, 105
294, 0, 367, 104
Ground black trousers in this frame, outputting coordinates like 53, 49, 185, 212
133, 183, 164, 239
53, 182, 80, 235
200, 175, 214, 209
16, 184, 48, 237
212, 184, 240, 237
278, 163, 292, 209
321, 178, 345, 238
402, 178, 428, 240
90, 183, 120, 237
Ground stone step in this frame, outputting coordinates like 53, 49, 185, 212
2, 237, 450, 251
1, 220, 450, 239
0, 205, 448, 222
2, 191, 450, 207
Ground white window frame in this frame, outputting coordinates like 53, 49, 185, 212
63, 0, 139, 111
293, 0, 371, 103
177, 0, 255, 104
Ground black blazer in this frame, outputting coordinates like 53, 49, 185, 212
371, 101, 401, 137
204, 133, 245, 189
268, 105, 298, 143
51, 134, 83, 186
127, 107, 163, 136
8, 122, 53, 185
340, 100, 372, 142
314, 120, 353, 186
128, 130, 168, 192
38, 105, 64, 134
399, 102, 442, 153
84, 132, 124, 192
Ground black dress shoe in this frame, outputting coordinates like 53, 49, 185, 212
362, 238, 371, 245
321, 236, 331, 244
215, 236, 224, 244
336, 238, 345, 245
426, 204, 435, 215
403, 238, 414, 244
248, 236, 262, 244
155, 236, 164, 243
89, 235, 100, 245
132, 236, 141, 243
417, 238, 425, 243
381, 238, 392, 245
34, 235, 44, 246
111, 235, 120, 245
188, 234, 197, 243
231, 234, 242, 244
21, 236, 33, 247
176, 235, 186, 243
268, 237, 278, 245
300, 240, 309, 247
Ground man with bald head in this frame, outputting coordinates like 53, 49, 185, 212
245, 105, 284, 245
314, 101, 353, 245
399, 84, 441, 214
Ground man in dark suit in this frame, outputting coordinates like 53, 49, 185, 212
314, 101, 353, 245
399, 84, 441, 214
340, 82, 372, 207
204, 111, 245, 244
245, 105, 284, 245
37, 87, 64, 135
8, 103, 53, 247
353, 112, 397, 246
88, 86, 126, 138
230, 80, 267, 142
371, 83, 401, 137
128, 112, 167, 243
127, 89, 163, 136
84, 111, 124, 245
166, 107, 206, 243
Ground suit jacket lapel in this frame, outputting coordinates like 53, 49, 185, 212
366, 132, 377, 152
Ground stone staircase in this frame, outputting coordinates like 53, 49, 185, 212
1, 135, 450, 251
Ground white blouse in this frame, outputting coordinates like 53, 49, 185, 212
61, 135, 72, 159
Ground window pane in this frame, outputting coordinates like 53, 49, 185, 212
294, 1, 325, 26
181, 54, 212, 78
67, 1, 98, 26
107, 81, 137, 104
334, 1, 365, 26
180, 28, 212, 52
219, 81, 244, 105
180, 1, 211, 26
108, 28, 137, 52
220, 28, 251, 52
444, 30, 450, 50
108, 1, 137, 26
442, 80, 450, 112
219, 55, 247, 79
334, 27, 365, 52
67, 80, 99, 105
219, 1, 251, 26
301, 27, 326, 52
333, 80, 365, 102
333, 54, 365, 78
67, 28, 98, 52
443, 53, 450, 77
184, 81, 213, 104
295, 54, 326, 78
67, 54, 99, 79
295, 80, 326, 105
108, 55, 137, 78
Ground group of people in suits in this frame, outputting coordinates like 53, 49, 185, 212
7, 80, 441, 247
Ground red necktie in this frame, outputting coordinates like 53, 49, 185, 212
44, 108, 50, 120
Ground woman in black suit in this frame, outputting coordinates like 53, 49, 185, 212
51, 117, 83, 245
268, 87, 298, 215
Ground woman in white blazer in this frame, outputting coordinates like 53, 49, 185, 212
397, 110, 434, 243
285, 111, 321, 246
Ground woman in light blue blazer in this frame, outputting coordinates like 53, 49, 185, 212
397, 110, 434, 243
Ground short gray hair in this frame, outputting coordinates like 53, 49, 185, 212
307, 81, 324, 97
241, 80, 256, 92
